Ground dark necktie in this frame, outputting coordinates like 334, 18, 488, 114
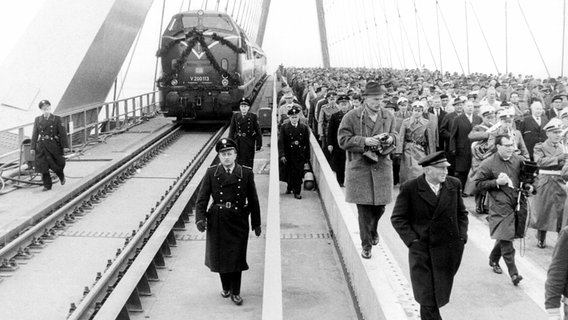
226, 168, 231, 175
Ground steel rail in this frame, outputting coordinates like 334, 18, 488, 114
68, 126, 225, 320
0, 126, 182, 270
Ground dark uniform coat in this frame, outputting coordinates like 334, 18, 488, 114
391, 175, 468, 307
195, 164, 261, 273
338, 107, 398, 205
30, 114, 69, 174
229, 112, 262, 168
474, 153, 527, 240
449, 113, 482, 172
545, 226, 568, 311
278, 121, 310, 191
517, 115, 549, 160
327, 110, 347, 172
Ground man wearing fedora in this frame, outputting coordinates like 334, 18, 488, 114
30, 99, 70, 191
338, 81, 397, 259
195, 138, 262, 306
391, 151, 468, 320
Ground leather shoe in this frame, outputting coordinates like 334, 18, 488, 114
361, 249, 372, 259
294, 194, 302, 199
285, 189, 291, 194
371, 236, 379, 246
60, 177, 66, 185
511, 274, 523, 286
461, 193, 469, 198
221, 290, 230, 298
231, 294, 243, 305
537, 240, 546, 248
490, 261, 503, 274
42, 187, 51, 192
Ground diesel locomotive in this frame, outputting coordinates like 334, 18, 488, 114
157, 10, 267, 121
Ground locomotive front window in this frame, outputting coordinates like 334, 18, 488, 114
181, 16, 199, 28
202, 16, 233, 31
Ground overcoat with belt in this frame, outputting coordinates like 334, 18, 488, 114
530, 140, 567, 232
30, 114, 69, 174
278, 121, 310, 186
391, 175, 468, 307
337, 106, 398, 205
195, 163, 261, 273
228, 112, 262, 168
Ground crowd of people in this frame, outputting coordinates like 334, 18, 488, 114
276, 66, 568, 319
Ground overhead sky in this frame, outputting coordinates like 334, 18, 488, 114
0, 0, 567, 101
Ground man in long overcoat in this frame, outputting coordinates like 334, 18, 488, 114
228, 98, 262, 168
392, 151, 468, 320
530, 119, 568, 248
338, 81, 397, 259
195, 138, 261, 305
279, 106, 310, 199
475, 134, 527, 286
30, 99, 69, 191
545, 225, 568, 319
449, 100, 482, 191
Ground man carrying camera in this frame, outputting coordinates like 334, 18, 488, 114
474, 134, 533, 286
338, 81, 397, 259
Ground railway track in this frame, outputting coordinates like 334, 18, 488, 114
0, 125, 225, 320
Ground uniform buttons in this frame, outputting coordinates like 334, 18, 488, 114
237, 186, 241, 188
220, 192, 223, 195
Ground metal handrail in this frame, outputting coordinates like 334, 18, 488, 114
0, 91, 160, 163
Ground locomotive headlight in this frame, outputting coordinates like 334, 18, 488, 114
171, 79, 178, 86
221, 59, 228, 70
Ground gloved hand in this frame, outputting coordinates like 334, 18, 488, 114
196, 220, 207, 232
63, 147, 70, 153
545, 308, 560, 320
393, 153, 402, 160
254, 225, 262, 237
280, 157, 287, 165
256, 145, 262, 151
327, 145, 333, 153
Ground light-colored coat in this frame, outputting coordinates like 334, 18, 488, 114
531, 140, 567, 232
338, 106, 398, 205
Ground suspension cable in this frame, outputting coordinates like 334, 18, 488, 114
436, 0, 442, 73
413, 0, 422, 68
398, 5, 419, 69
369, 0, 384, 68
505, 0, 508, 75
362, 0, 380, 68
517, 0, 551, 78
437, 1, 465, 74
224, 0, 229, 12
117, 30, 143, 98
179, 0, 185, 12
187, 0, 192, 10
465, 0, 470, 74
563, 0, 567, 76
415, 6, 439, 70
397, 5, 406, 68
355, 0, 372, 67
153, 0, 167, 91
231, 0, 237, 17
469, 2, 500, 75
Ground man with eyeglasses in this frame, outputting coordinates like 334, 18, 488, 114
475, 134, 531, 286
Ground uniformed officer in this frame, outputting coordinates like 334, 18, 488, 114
195, 138, 262, 306
229, 98, 262, 168
30, 99, 70, 191
279, 105, 310, 199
